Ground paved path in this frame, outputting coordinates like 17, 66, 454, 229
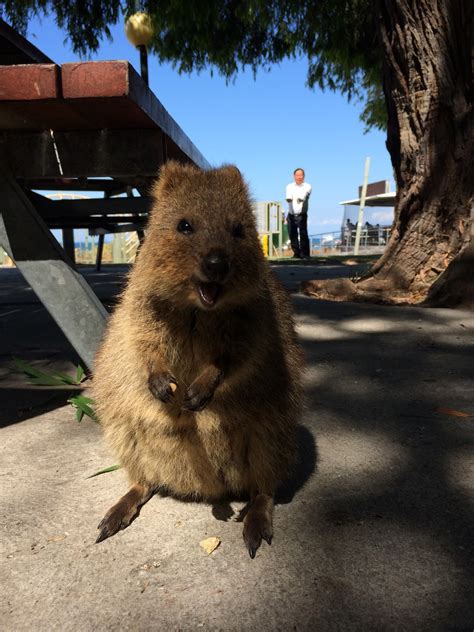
1, 263, 473, 631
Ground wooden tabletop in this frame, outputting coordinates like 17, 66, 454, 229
0, 60, 209, 171
0, 22, 209, 234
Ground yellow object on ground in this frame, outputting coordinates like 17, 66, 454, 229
199, 536, 221, 555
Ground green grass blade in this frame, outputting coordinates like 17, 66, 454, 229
52, 371, 80, 385
13, 357, 84, 386
68, 395, 98, 422
71, 395, 96, 406
13, 357, 43, 377
28, 374, 69, 386
76, 365, 86, 383
80, 404, 97, 420
13, 357, 61, 382
87, 464, 121, 478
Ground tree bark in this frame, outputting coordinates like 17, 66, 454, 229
303, 0, 473, 307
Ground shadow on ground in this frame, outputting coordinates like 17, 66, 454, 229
1, 263, 473, 630
291, 293, 474, 628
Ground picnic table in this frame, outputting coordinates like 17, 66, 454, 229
0, 19, 210, 369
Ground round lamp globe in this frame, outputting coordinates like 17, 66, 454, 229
125, 12, 154, 48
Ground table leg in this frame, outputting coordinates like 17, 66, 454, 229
0, 167, 108, 370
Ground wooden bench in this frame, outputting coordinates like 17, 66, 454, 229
0, 19, 210, 368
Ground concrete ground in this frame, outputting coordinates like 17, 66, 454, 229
1, 262, 473, 631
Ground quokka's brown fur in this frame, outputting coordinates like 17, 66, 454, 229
92, 162, 303, 557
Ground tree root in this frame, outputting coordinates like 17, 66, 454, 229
300, 276, 428, 306
301, 254, 474, 308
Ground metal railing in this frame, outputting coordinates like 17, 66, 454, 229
307, 225, 392, 255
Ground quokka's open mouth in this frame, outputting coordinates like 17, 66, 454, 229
197, 282, 222, 308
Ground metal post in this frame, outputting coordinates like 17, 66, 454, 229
96, 234, 105, 271
277, 203, 282, 257
266, 203, 271, 257
62, 228, 75, 264
84, 232, 89, 263
138, 44, 149, 85
354, 156, 371, 255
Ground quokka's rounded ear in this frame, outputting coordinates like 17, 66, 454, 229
219, 164, 242, 179
155, 161, 196, 194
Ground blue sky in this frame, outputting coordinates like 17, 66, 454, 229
24, 12, 394, 235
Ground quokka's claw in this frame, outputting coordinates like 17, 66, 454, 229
148, 373, 178, 403
181, 395, 211, 411
95, 516, 122, 544
262, 533, 273, 546
95, 529, 110, 544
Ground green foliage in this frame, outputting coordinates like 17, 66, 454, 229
359, 81, 386, 132
2, 0, 125, 56
75, 364, 86, 383
0, 0, 387, 129
12, 358, 96, 421
67, 394, 98, 422
13, 357, 86, 386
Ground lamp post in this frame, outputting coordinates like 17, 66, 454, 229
125, 12, 154, 85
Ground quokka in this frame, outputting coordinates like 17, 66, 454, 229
92, 162, 303, 557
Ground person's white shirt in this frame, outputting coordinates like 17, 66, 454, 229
286, 181, 312, 215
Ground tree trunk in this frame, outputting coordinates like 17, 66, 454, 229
303, 0, 473, 307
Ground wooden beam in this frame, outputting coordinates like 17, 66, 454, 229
0, 63, 89, 131
31, 193, 153, 218
45, 218, 148, 230
0, 129, 165, 178
89, 223, 146, 235
0, 63, 87, 132
0, 64, 59, 100
0, 99, 92, 131
21, 177, 153, 192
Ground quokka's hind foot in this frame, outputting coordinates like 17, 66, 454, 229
96, 483, 154, 543
242, 494, 274, 559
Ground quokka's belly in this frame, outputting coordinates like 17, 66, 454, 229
113, 412, 249, 500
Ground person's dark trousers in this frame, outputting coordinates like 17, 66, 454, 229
288, 213, 310, 258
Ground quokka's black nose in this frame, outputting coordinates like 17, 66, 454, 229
201, 249, 230, 282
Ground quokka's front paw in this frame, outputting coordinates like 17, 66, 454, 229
181, 381, 215, 412
148, 373, 178, 403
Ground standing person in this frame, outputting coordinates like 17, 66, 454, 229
285, 168, 312, 259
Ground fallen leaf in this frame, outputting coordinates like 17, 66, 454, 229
199, 536, 221, 555
436, 407, 473, 418
47, 534, 66, 543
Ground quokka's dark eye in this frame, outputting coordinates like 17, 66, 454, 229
232, 223, 245, 239
177, 219, 193, 234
